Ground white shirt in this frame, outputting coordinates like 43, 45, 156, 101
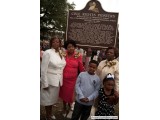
96, 59, 119, 92
41, 49, 66, 88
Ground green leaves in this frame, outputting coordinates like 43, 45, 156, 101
40, 0, 75, 33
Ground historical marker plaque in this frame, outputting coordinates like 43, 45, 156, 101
66, 0, 119, 49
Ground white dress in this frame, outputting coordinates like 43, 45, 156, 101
40, 49, 66, 106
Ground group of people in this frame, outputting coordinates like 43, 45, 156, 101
40, 36, 119, 120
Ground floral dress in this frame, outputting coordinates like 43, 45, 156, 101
95, 88, 115, 118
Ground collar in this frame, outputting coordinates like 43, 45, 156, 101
51, 48, 59, 53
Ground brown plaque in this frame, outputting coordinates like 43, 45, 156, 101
66, 0, 119, 49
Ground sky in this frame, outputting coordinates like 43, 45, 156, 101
67, 0, 119, 12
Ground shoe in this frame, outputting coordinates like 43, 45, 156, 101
62, 110, 70, 118
62, 113, 66, 117
51, 115, 56, 119
66, 111, 72, 119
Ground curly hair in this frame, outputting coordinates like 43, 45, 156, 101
64, 39, 77, 49
89, 60, 99, 67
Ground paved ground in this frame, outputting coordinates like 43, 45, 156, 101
40, 99, 119, 120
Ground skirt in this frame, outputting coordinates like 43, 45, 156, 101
59, 78, 76, 103
40, 85, 60, 106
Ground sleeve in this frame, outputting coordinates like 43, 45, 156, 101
78, 54, 85, 72
96, 61, 103, 76
87, 78, 101, 101
113, 90, 119, 105
40, 51, 50, 88
75, 73, 85, 99
114, 62, 119, 92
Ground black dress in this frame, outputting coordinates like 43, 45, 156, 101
95, 88, 115, 119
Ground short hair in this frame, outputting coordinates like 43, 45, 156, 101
49, 36, 61, 48
106, 47, 119, 58
64, 39, 77, 49
89, 60, 99, 67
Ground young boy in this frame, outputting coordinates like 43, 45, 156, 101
71, 60, 101, 120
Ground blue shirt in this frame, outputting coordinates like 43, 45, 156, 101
76, 71, 101, 106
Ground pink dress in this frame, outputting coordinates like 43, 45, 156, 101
59, 51, 85, 103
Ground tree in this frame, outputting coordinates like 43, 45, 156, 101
40, 0, 75, 36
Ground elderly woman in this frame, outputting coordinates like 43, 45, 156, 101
96, 47, 119, 92
59, 40, 85, 116
40, 36, 66, 120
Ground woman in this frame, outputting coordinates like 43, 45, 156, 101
59, 40, 85, 116
97, 47, 119, 92
40, 36, 66, 120
95, 47, 119, 117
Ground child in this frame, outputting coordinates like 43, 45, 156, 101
95, 73, 119, 118
71, 60, 101, 120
